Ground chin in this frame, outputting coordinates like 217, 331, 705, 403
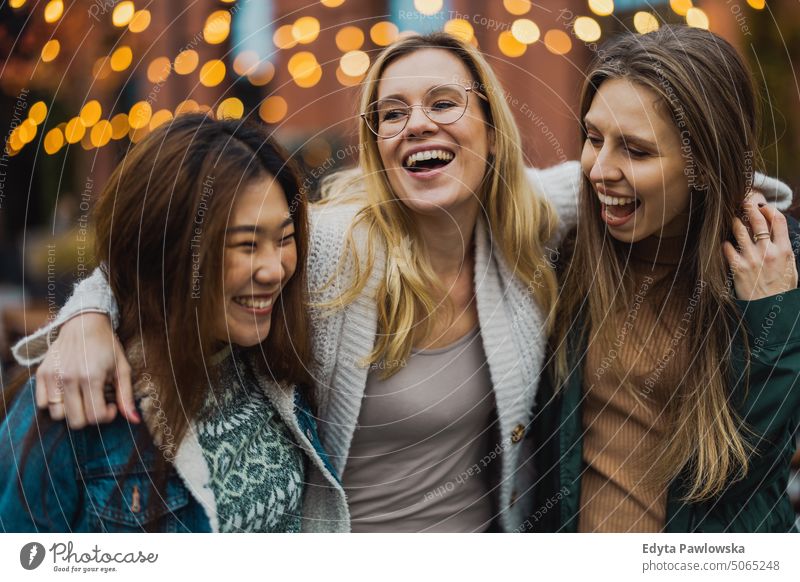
227, 324, 272, 348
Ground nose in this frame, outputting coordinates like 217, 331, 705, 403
588, 143, 624, 185
404, 104, 438, 137
252, 246, 286, 288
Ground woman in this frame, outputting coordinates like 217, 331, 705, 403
1, 115, 348, 532
534, 26, 799, 533
12, 33, 792, 532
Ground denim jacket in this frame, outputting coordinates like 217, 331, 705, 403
0, 378, 349, 532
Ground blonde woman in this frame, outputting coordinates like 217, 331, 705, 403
14, 33, 791, 532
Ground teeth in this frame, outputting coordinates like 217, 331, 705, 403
233, 296, 273, 309
597, 193, 637, 206
404, 149, 454, 167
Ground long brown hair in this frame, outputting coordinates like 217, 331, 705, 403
95, 113, 313, 450
551, 25, 759, 501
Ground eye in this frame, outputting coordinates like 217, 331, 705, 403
279, 232, 296, 247
381, 108, 407, 122
430, 99, 458, 111
234, 240, 257, 252
586, 134, 603, 147
625, 145, 649, 158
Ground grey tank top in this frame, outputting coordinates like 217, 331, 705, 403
342, 326, 496, 532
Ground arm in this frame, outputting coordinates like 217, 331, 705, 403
11, 268, 137, 429
12, 267, 119, 366
724, 204, 800, 429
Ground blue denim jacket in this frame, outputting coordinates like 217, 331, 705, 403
0, 379, 335, 532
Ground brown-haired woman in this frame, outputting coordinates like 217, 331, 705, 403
536, 25, 800, 532
0, 114, 348, 532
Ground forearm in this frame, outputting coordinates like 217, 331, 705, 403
12, 267, 118, 366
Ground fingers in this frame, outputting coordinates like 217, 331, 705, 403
732, 217, 754, 253
113, 356, 140, 424
722, 240, 740, 270
83, 377, 116, 426
744, 200, 770, 243
759, 204, 789, 246
35, 369, 49, 409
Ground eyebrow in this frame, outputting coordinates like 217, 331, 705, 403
225, 217, 294, 235
583, 119, 658, 150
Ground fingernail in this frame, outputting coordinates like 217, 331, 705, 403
758, 203, 765, 208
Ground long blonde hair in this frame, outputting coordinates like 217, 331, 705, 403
552, 26, 759, 501
317, 32, 558, 376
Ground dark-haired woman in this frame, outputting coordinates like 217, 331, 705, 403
536, 26, 799, 533
0, 115, 348, 532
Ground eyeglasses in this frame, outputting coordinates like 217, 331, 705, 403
361, 84, 489, 139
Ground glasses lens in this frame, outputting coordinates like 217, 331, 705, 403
423, 85, 468, 125
367, 99, 408, 138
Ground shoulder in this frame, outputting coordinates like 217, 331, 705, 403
525, 161, 581, 201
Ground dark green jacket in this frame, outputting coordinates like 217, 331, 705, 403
532, 228, 800, 533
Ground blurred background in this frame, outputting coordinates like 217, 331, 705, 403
0, 0, 798, 519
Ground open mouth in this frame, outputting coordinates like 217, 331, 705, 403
403, 148, 455, 173
232, 295, 274, 311
598, 192, 641, 220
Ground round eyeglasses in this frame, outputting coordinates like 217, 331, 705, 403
361, 84, 489, 139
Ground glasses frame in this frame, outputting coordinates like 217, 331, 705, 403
361, 84, 489, 139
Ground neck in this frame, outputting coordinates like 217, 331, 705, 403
415, 200, 479, 277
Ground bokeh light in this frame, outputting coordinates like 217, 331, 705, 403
90, 120, 113, 148
414, 0, 443, 16
112, 1, 135, 27
498, 31, 527, 57
80, 100, 102, 127
669, 0, 693, 16
174, 50, 199, 75
217, 98, 244, 119
588, 0, 614, 17
574, 16, 602, 43
370, 22, 399, 46
204, 10, 232, 45
199, 60, 226, 87
128, 102, 153, 129
274, 25, 298, 50
44, 127, 64, 154
503, 0, 531, 16
340, 50, 370, 77
292, 16, 321, 44
64, 118, 86, 144
248, 62, 276, 87
633, 12, 660, 34
147, 57, 172, 84
110, 46, 133, 72
41, 39, 60, 62
44, 1, 64, 24
129, 10, 151, 33
259, 96, 288, 124
511, 19, 540, 45
686, 7, 710, 29
110, 113, 130, 139
444, 19, 474, 43
29, 101, 47, 125
544, 29, 572, 55
336, 27, 365, 52
149, 109, 173, 130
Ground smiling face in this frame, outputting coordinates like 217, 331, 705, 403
373, 48, 493, 218
581, 77, 692, 243
217, 176, 297, 347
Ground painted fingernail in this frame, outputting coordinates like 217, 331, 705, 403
758, 203, 765, 208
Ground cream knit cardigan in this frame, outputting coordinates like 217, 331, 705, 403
13, 163, 792, 532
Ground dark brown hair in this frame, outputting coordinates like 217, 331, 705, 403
96, 113, 313, 449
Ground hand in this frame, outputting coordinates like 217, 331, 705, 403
723, 202, 798, 301
34, 312, 139, 429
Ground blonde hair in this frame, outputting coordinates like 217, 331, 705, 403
317, 32, 558, 376
551, 26, 759, 501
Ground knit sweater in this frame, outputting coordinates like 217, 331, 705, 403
196, 347, 306, 533
12, 165, 792, 532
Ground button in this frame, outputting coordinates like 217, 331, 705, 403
511, 423, 525, 443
